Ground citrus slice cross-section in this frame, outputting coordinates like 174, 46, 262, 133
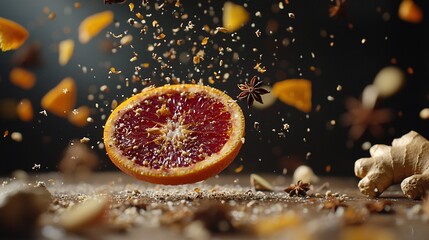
103, 84, 245, 185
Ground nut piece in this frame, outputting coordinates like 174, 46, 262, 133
59, 196, 109, 232
78, 11, 114, 44
250, 174, 274, 191
0, 182, 52, 238
292, 165, 319, 184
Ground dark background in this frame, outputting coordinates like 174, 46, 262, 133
1, 0, 428, 177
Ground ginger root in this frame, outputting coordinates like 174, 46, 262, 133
355, 131, 429, 199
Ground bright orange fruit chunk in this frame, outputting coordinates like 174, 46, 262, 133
0, 17, 29, 51
104, 84, 245, 185
68, 106, 90, 127
41, 77, 77, 117
79, 11, 114, 44
59, 39, 74, 66
222, 2, 249, 32
272, 79, 312, 113
398, 0, 423, 24
16, 98, 33, 122
9, 67, 36, 90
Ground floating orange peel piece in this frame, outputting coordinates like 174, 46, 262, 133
59, 39, 74, 66
41, 77, 77, 117
0, 17, 29, 51
222, 2, 249, 32
272, 79, 312, 113
16, 98, 33, 122
9, 67, 36, 90
68, 106, 90, 127
79, 11, 114, 44
398, 0, 423, 24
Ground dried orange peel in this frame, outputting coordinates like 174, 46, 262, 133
79, 11, 114, 44
9, 67, 36, 90
272, 79, 312, 113
104, 84, 245, 185
222, 2, 249, 32
0, 17, 29, 51
41, 77, 77, 117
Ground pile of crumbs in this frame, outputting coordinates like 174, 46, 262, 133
1, 173, 429, 240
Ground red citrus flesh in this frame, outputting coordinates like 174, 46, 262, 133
104, 84, 245, 185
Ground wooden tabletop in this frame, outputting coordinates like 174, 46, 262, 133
1, 172, 428, 240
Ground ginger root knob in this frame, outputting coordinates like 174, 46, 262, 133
354, 131, 429, 199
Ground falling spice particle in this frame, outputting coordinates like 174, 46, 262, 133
234, 165, 244, 173
120, 34, 133, 45
0, 17, 29, 51
201, 37, 208, 46
59, 39, 74, 66
128, 2, 134, 11
110, 67, 122, 74
48, 12, 56, 20
78, 11, 114, 44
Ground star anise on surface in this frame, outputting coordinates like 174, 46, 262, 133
237, 76, 270, 108
285, 180, 311, 197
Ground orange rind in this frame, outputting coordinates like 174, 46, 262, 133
41, 77, 77, 117
0, 17, 29, 51
272, 79, 312, 113
9, 67, 36, 90
104, 84, 245, 185
79, 11, 114, 44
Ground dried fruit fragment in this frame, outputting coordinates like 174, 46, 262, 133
16, 98, 33, 122
0, 17, 29, 51
68, 106, 90, 127
78, 11, 114, 44
41, 77, 77, 117
59, 39, 74, 66
222, 2, 249, 32
250, 174, 274, 191
9, 67, 36, 90
272, 79, 312, 113
250, 212, 301, 236
398, 0, 423, 24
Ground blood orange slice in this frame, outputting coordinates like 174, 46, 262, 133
104, 84, 245, 185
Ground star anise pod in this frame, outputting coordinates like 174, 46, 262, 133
237, 76, 270, 108
285, 180, 311, 197
322, 198, 348, 211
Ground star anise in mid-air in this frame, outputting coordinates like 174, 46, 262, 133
285, 180, 311, 197
237, 76, 270, 108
